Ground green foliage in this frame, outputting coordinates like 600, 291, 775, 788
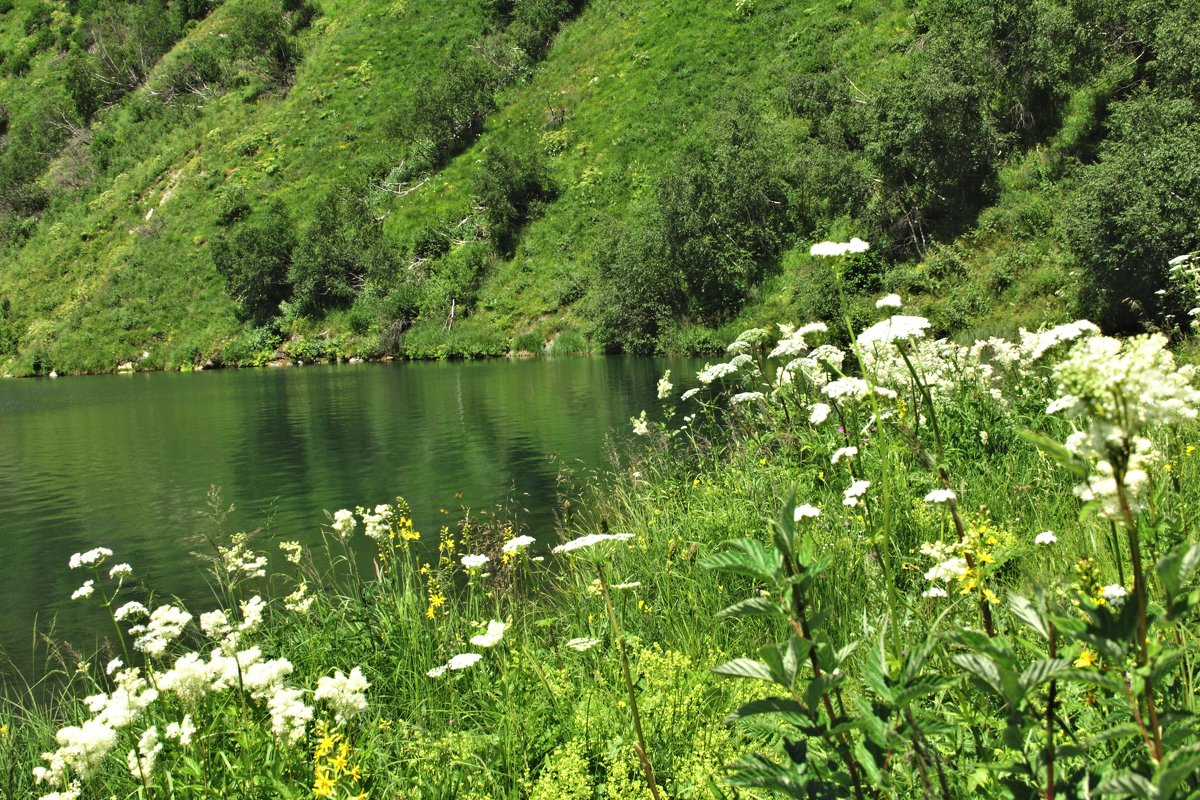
1067, 94, 1200, 332
472, 142, 555, 255
512, 329, 543, 353
591, 217, 679, 354
290, 182, 395, 317
211, 199, 295, 325
397, 49, 500, 167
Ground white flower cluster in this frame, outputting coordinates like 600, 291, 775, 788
552, 532, 635, 554
921, 541, 969, 587
69, 548, 113, 570
630, 410, 649, 436
809, 238, 869, 257
217, 533, 267, 579
428, 652, 483, 678
330, 508, 357, 540
469, 620, 507, 649
656, 370, 673, 400
502, 535, 535, 554
128, 605, 193, 657
314, 667, 370, 724
1049, 334, 1200, 517
360, 504, 394, 542
697, 361, 740, 385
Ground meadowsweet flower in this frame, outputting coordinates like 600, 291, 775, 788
279, 541, 304, 564
876, 293, 902, 309
730, 391, 764, 405
1035, 531, 1057, 545
217, 533, 267, 579
843, 480, 871, 507
857, 315, 932, 346
924, 489, 956, 504
361, 504, 394, 542
315, 667, 370, 723
657, 370, 673, 400
502, 535, 535, 553
810, 238, 869, 257
924, 557, 968, 583
823, 377, 870, 401
41, 718, 118, 782
631, 410, 649, 436
106, 658, 123, 676
36, 782, 81, 800
126, 726, 161, 779
69, 547, 113, 570
448, 653, 482, 670
330, 509, 357, 540
469, 620, 507, 648
199, 609, 231, 641
793, 504, 821, 521
809, 403, 831, 425
158, 652, 215, 705
565, 637, 600, 651
132, 605, 192, 657
461, 554, 489, 570
284, 582, 314, 614
1100, 584, 1128, 608
164, 715, 195, 746
831, 446, 858, 464
243, 658, 295, 697
552, 532, 635, 554
108, 563, 132, 580
267, 687, 313, 745
70, 581, 94, 600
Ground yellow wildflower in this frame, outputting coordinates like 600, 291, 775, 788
313, 772, 337, 798
1074, 649, 1098, 669
983, 588, 1000, 605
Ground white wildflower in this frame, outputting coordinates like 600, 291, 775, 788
448, 653, 482, 671
793, 504, 821, 521
730, 391, 764, 405
681, 387, 701, 401
68, 547, 113, 570
831, 446, 858, 465
132, 605, 192, 657
810, 238, 869, 257
238, 595, 266, 634
697, 362, 739, 384
284, 583, 314, 614
924, 557, 968, 583
164, 715, 195, 747
469, 620, 507, 648
856, 315, 932, 346
314, 667, 370, 723
266, 687, 312, 746
1101, 584, 1128, 608
656, 370, 673, 400
70, 581, 94, 601
502, 535, 536, 553
427, 665, 448, 678
330, 509, 356, 540
842, 480, 871, 507
126, 726, 161, 779
1035, 531, 1057, 545
924, 489, 956, 504
278, 541, 304, 565
809, 403, 832, 424
461, 554, 490, 570
875, 293, 903, 309
552, 532, 635, 554
108, 563, 132, 580
631, 410, 649, 436
922, 586, 948, 598
565, 637, 600, 652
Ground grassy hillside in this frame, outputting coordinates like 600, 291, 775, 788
0, 0, 1197, 375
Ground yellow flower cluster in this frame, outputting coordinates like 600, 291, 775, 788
312, 723, 367, 799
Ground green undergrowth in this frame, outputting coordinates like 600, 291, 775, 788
9, 285, 1200, 797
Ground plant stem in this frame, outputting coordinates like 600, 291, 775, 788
1116, 477, 1163, 762
1045, 622, 1056, 800
596, 563, 662, 800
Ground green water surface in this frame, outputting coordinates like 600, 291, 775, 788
0, 356, 698, 684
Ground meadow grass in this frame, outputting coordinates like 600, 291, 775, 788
6, 246, 1200, 798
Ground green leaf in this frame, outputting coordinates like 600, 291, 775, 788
773, 492, 798, 562
1008, 594, 1049, 640
1019, 429, 1088, 476
714, 657, 775, 682
726, 696, 811, 724
863, 642, 893, 702
1018, 658, 1073, 694
953, 652, 1021, 707
1096, 773, 1157, 798
1156, 543, 1200, 601
700, 538, 781, 583
718, 595, 784, 619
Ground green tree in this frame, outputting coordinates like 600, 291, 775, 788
211, 201, 295, 325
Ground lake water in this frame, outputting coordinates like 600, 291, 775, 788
0, 356, 698, 685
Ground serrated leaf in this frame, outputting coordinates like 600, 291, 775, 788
714, 657, 775, 682
718, 595, 784, 619
1009, 594, 1049, 639
1096, 772, 1157, 798
700, 538, 781, 583
1019, 658, 1073, 694
725, 696, 811, 724
1157, 543, 1200, 601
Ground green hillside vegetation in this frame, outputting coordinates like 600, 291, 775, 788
0, 0, 1198, 374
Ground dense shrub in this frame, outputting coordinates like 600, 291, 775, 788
397, 50, 499, 167
289, 183, 396, 316
211, 200, 295, 325
591, 218, 680, 354
472, 143, 555, 255
1067, 94, 1200, 332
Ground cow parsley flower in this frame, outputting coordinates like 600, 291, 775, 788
793, 504, 821, 521
69, 547, 113, 570
875, 293, 902, 309
502, 535, 535, 553
831, 446, 858, 465
843, 480, 871, 507
924, 489, 956, 504
114, 602, 148, 622
449, 653, 482, 671
922, 586, 948, 598
857, 315, 932, 347
469, 620, 507, 649
809, 403, 832, 424
697, 362, 739, 384
681, 387, 701, 401
108, 563, 132, 580
565, 637, 600, 651
1035, 531, 1057, 545
70, 581, 94, 601
132, 605, 192, 657
552, 532, 635, 554
461, 554, 490, 570
730, 391, 764, 405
